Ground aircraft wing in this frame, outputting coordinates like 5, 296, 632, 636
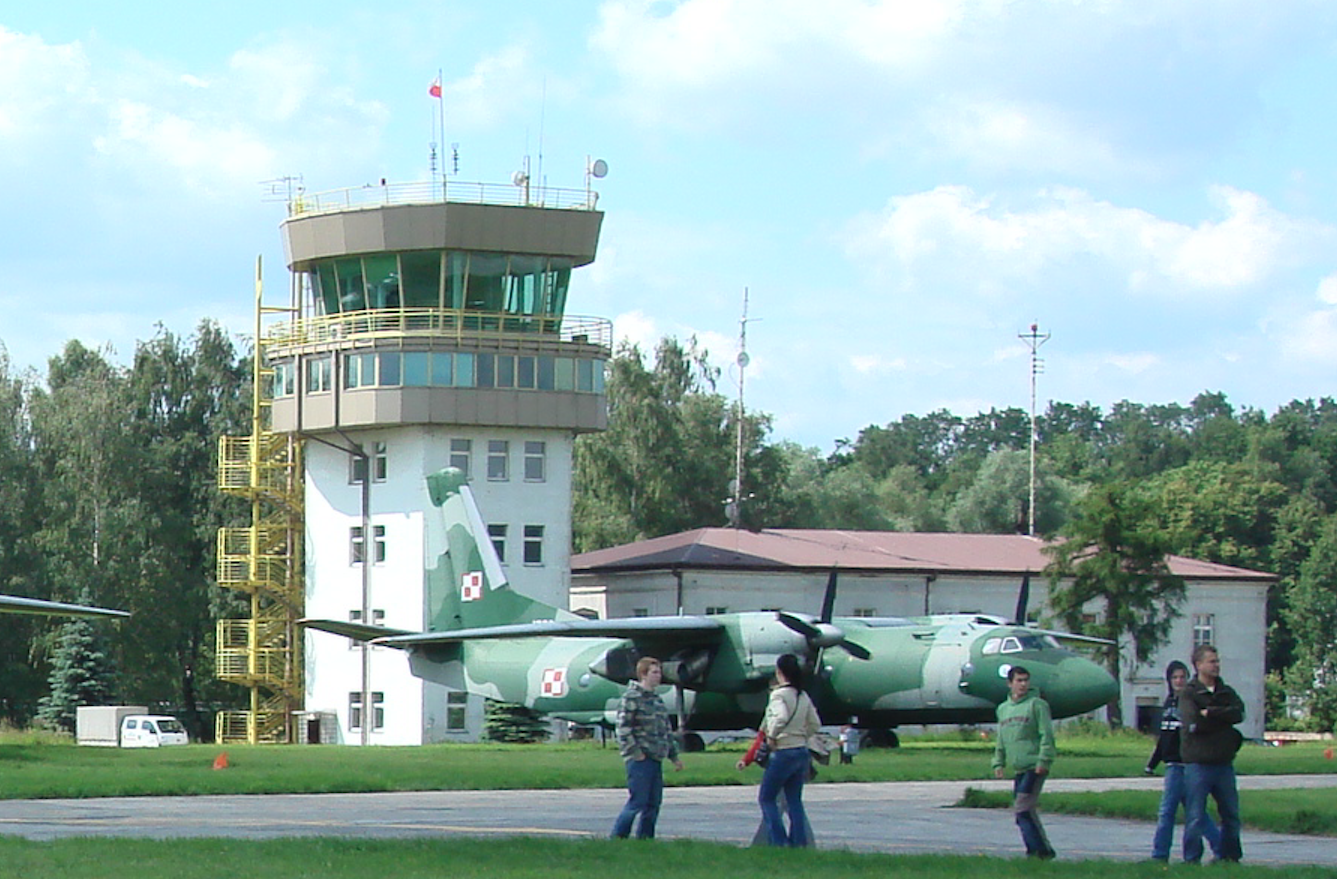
299, 619, 417, 642
373, 615, 725, 648
0, 595, 129, 619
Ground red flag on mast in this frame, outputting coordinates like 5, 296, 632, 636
429, 77, 442, 99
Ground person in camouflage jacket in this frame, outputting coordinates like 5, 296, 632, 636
610, 656, 682, 839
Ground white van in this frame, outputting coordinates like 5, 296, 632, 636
119, 715, 189, 748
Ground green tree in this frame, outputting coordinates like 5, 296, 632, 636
1044, 483, 1186, 727
1281, 516, 1337, 731
35, 618, 118, 732
945, 449, 1077, 536
574, 338, 773, 550
482, 700, 550, 743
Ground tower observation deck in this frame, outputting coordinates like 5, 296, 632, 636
252, 178, 611, 744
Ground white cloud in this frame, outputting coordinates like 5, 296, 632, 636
613, 309, 660, 353
1317, 273, 1337, 306
1104, 352, 1160, 374
446, 44, 539, 130
847, 184, 1331, 298
0, 27, 89, 144
849, 353, 907, 375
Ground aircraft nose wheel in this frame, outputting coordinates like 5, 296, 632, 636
680, 732, 706, 752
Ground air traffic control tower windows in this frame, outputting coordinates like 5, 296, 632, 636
307, 251, 573, 319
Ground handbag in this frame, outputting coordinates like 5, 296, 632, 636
754, 739, 772, 767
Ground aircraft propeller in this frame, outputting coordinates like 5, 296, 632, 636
777, 568, 872, 660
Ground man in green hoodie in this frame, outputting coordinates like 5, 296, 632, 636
991, 665, 1057, 859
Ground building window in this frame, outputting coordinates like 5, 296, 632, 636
487, 524, 507, 562
349, 691, 385, 731
305, 356, 332, 393
450, 438, 471, 477
350, 442, 388, 484
446, 691, 468, 731
705, 606, 728, 615
524, 441, 546, 482
344, 352, 377, 389
632, 608, 649, 617
350, 525, 386, 564
523, 525, 544, 565
273, 362, 296, 397
487, 440, 509, 480
852, 608, 877, 617
1192, 613, 1215, 647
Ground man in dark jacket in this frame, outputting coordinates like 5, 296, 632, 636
1180, 644, 1245, 863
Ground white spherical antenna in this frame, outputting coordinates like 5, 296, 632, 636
591, 158, 609, 178
512, 170, 529, 186
736, 351, 750, 368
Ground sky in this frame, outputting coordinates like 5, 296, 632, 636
4, 1, 1337, 452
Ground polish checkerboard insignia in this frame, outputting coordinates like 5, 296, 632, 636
541, 667, 567, 697
461, 571, 484, 601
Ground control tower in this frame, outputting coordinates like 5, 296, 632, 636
263, 177, 609, 744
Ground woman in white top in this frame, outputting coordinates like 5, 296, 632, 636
757, 653, 821, 846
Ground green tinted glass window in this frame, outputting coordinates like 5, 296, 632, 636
336, 259, 366, 311
315, 265, 339, 315
446, 252, 467, 309
364, 255, 399, 309
465, 254, 507, 311
401, 251, 440, 308
577, 359, 594, 392
537, 356, 555, 390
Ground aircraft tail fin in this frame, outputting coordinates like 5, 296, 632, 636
424, 467, 570, 633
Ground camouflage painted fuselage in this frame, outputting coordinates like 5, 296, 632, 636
407, 612, 1116, 729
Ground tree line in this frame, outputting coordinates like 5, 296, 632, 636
2, 329, 1332, 733
574, 338, 1337, 731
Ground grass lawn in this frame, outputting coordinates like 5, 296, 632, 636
956, 786, 1337, 836
0, 731, 1330, 799
0, 836, 1333, 879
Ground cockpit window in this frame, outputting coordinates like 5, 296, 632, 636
1001, 636, 1023, 653
982, 638, 1002, 655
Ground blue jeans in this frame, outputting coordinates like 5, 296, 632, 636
611, 757, 664, 839
1184, 763, 1242, 863
758, 746, 811, 847
1012, 770, 1055, 857
1152, 763, 1220, 860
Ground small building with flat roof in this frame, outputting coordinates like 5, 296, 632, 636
571, 528, 1272, 739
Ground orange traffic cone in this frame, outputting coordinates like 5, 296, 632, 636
212, 751, 229, 770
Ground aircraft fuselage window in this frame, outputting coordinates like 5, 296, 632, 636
1001, 636, 1023, 653
981, 638, 1002, 655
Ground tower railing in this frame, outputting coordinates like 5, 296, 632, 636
289, 180, 599, 217
265, 308, 613, 352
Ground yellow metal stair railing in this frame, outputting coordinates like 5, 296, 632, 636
214, 258, 304, 744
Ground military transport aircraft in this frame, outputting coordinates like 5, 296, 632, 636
303, 468, 1117, 747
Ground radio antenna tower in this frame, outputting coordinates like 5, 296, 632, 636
1019, 322, 1051, 537
727, 289, 756, 529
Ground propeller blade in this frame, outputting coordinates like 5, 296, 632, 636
777, 612, 872, 660
839, 640, 872, 661
1014, 573, 1031, 624
820, 568, 838, 623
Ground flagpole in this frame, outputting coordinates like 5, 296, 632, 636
436, 68, 446, 200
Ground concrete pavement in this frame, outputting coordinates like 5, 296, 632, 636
0, 775, 1331, 865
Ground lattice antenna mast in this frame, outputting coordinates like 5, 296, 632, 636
727, 289, 756, 529
1018, 322, 1051, 537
